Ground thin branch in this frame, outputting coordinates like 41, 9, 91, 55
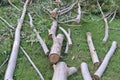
97, 1, 109, 43
59, 26, 72, 47
28, 13, 49, 55
4, 0, 30, 79
109, 9, 117, 23
8, 0, 21, 11
0, 55, 9, 69
20, 46, 44, 80
64, 28, 71, 54
0, 16, 14, 30
109, 27, 120, 30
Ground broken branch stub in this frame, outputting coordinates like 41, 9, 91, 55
49, 34, 64, 64
52, 62, 77, 80
93, 41, 117, 80
86, 32, 99, 66
48, 20, 58, 38
80, 62, 92, 80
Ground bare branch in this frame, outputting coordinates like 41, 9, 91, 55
28, 13, 49, 55
20, 46, 44, 80
59, 26, 72, 47
0, 16, 14, 30
64, 28, 71, 54
8, 0, 21, 11
97, 1, 109, 42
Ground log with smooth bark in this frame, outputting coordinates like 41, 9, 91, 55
4, 0, 29, 80
80, 62, 92, 80
28, 13, 49, 55
48, 20, 58, 38
52, 62, 77, 80
97, 1, 109, 42
59, 26, 72, 47
93, 41, 117, 80
49, 34, 64, 64
86, 32, 99, 66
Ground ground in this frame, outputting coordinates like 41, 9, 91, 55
0, 0, 120, 80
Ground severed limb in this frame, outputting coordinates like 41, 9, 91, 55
86, 32, 99, 66
93, 41, 117, 80
52, 62, 77, 80
49, 34, 64, 64
80, 62, 92, 80
4, 0, 30, 80
28, 13, 49, 55
97, 1, 109, 42
59, 26, 72, 47
20, 46, 44, 80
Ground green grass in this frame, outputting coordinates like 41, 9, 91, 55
0, 1, 120, 80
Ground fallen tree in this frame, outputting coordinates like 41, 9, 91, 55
4, 0, 30, 80
86, 32, 99, 66
80, 62, 92, 80
93, 41, 117, 80
49, 34, 64, 64
52, 62, 77, 80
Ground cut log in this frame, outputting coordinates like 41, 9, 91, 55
93, 41, 117, 80
97, 1, 109, 42
28, 13, 49, 55
48, 20, 58, 38
49, 34, 64, 64
86, 32, 99, 66
4, 0, 29, 80
52, 62, 77, 80
59, 26, 72, 47
64, 28, 71, 54
80, 62, 92, 80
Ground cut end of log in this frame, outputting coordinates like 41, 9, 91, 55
49, 54, 60, 64
93, 75, 99, 80
94, 62, 100, 67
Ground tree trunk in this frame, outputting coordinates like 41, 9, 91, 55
4, 0, 29, 80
